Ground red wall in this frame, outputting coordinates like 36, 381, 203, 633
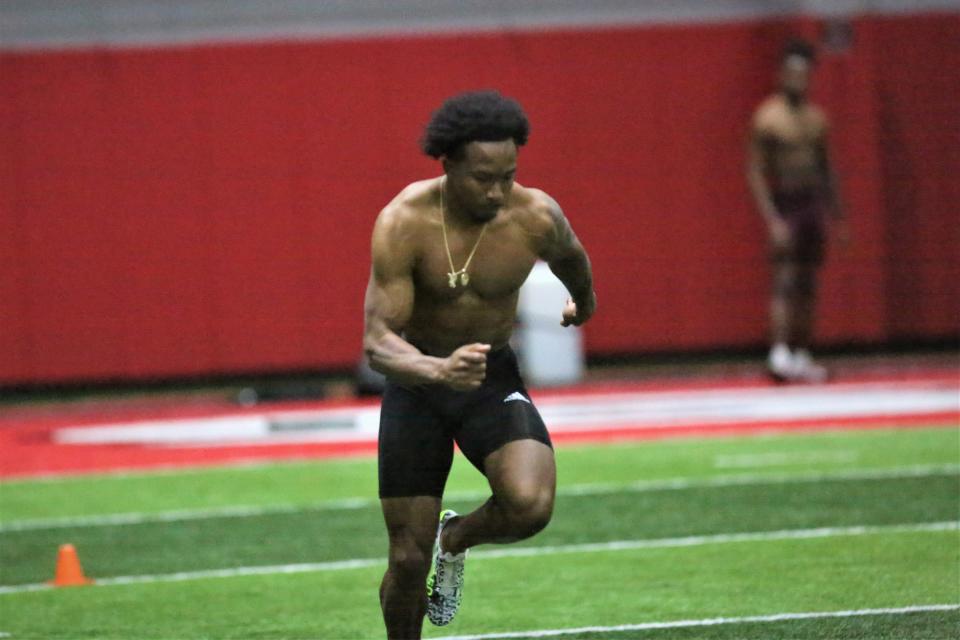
870, 14, 960, 339
1, 13, 958, 385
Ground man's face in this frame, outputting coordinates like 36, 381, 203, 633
446, 140, 517, 222
780, 55, 812, 100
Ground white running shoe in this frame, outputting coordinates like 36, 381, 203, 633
792, 349, 829, 383
426, 509, 467, 626
767, 343, 794, 382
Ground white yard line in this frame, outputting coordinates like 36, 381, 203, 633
713, 449, 860, 468
48, 380, 959, 447
465, 522, 959, 561
0, 521, 955, 596
432, 604, 960, 640
0, 497, 372, 532
2, 463, 956, 533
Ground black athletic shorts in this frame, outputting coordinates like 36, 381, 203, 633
772, 191, 826, 265
378, 345, 552, 498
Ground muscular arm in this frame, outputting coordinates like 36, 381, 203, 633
536, 195, 596, 326
363, 209, 447, 384
363, 207, 489, 389
746, 120, 780, 226
746, 115, 795, 253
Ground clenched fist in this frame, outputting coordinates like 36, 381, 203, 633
440, 343, 490, 391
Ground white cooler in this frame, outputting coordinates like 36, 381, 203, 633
514, 261, 584, 387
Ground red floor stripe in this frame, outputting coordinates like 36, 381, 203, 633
1, 413, 955, 480
1, 370, 956, 479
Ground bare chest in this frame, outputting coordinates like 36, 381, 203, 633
768, 111, 823, 149
414, 225, 540, 301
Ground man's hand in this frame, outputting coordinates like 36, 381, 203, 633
768, 217, 793, 254
440, 343, 490, 391
561, 292, 596, 327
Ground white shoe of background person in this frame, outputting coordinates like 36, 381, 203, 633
767, 343, 794, 382
792, 348, 829, 383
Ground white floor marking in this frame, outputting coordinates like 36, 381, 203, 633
0, 497, 371, 532
50, 379, 959, 447
0, 521, 955, 596
431, 604, 960, 640
713, 450, 859, 469
2, 463, 956, 533
467, 522, 958, 561
1, 458, 327, 484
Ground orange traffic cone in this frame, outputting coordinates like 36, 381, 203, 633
49, 543, 94, 587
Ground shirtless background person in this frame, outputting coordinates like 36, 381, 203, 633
363, 90, 596, 638
747, 38, 847, 383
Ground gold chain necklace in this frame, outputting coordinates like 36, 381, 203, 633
440, 177, 488, 288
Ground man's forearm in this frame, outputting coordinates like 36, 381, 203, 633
549, 252, 595, 309
364, 331, 445, 385
747, 167, 779, 225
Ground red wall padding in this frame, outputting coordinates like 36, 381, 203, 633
1, 13, 958, 384
870, 14, 960, 339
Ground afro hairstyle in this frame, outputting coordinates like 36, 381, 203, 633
420, 90, 530, 159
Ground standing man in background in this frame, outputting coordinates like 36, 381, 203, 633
363, 90, 596, 638
747, 38, 847, 383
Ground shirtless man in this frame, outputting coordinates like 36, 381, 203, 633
363, 91, 596, 638
747, 39, 846, 383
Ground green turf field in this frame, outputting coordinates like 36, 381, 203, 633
1, 425, 958, 639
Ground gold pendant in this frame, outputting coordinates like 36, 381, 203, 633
448, 272, 458, 288
460, 272, 470, 286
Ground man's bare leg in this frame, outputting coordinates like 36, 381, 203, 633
791, 264, 827, 381
440, 439, 556, 554
380, 496, 441, 639
791, 264, 818, 349
769, 261, 799, 380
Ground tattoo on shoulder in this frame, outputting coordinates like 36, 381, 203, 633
539, 196, 574, 251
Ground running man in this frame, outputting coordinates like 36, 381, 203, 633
747, 38, 847, 383
363, 90, 596, 638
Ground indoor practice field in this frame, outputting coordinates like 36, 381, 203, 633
1, 410, 957, 639
3, 1, 960, 639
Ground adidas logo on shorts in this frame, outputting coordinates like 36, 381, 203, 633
503, 391, 530, 404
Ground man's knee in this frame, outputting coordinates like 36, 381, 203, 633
387, 536, 432, 583
500, 485, 554, 538
794, 268, 817, 296
773, 262, 816, 298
